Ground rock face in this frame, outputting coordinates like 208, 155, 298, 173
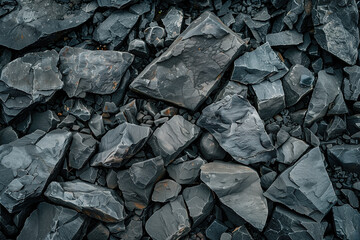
343, 65, 360, 101
332, 204, 360, 240
0, 50, 63, 123
327, 144, 360, 174
277, 137, 309, 165
0, 0, 97, 50
167, 157, 206, 184
59, 47, 134, 98
264, 148, 337, 222
152, 179, 182, 203
130, 11, 246, 111
45, 180, 127, 223
197, 95, 276, 165
312, 0, 359, 65
200, 161, 268, 231
0, 129, 71, 213
266, 30, 303, 46
69, 133, 97, 170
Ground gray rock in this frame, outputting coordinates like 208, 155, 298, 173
28, 110, 60, 133
69, 133, 97, 170
344, 65, 360, 101
304, 128, 320, 147
65, 99, 92, 122
130, 11, 246, 111
266, 30, 303, 46
106, 170, 118, 189
200, 161, 268, 231
77, 163, 98, 184
97, 0, 138, 9
347, 114, 360, 135
333, 204, 360, 240
128, 39, 149, 58
341, 189, 359, 208
45, 180, 126, 222
232, 225, 253, 240
144, 26, 166, 48
325, 116, 346, 140
231, 42, 288, 85
283, 0, 305, 30
0, 126, 18, 145
206, 220, 228, 240
277, 137, 309, 165
129, 1, 151, 15
167, 156, 206, 184
264, 147, 337, 222
149, 115, 200, 166
243, 14, 270, 43
284, 47, 310, 68
87, 223, 109, 240
116, 217, 143, 240
57, 114, 76, 129
59, 46, 134, 98
91, 122, 152, 167
271, 0, 288, 8
327, 144, 360, 174
152, 179, 181, 203
199, 132, 226, 160
197, 95, 276, 165
214, 81, 248, 102
145, 195, 190, 240
0, 50, 62, 123
0, 48, 11, 72
162, 7, 184, 43
0, 129, 71, 213
89, 114, 105, 138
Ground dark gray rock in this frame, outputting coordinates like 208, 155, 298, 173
243, 14, 270, 43
206, 220, 228, 240
214, 81, 248, 102
28, 110, 60, 133
304, 128, 320, 147
197, 95, 276, 165
91, 122, 152, 167
327, 144, 360, 174
0, 126, 18, 145
116, 217, 143, 240
325, 116, 346, 140
97, 0, 138, 9
77, 163, 98, 184
144, 26, 166, 48
0, 50, 62, 123
69, 133, 97, 170
200, 161, 268, 231
347, 114, 360, 135
266, 30, 303, 46
59, 46, 134, 98
162, 7, 183, 43
129, 1, 151, 15
65, 99, 92, 122
148, 115, 200, 166
0, 48, 11, 72
341, 189, 359, 208
128, 39, 149, 58
231, 42, 288, 85
284, 47, 310, 68
87, 223, 109, 240
232, 225, 253, 240
344, 65, 360, 101
167, 156, 206, 184
152, 179, 181, 203
45, 180, 126, 222
277, 137, 309, 165
271, 0, 288, 8
199, 132, 226, 160
264, 147, 337, 222
283, 0, 305, 30
89, 114, 105, 138
106, 170, 118, 189
130, 11, 246, 111
333, 204, 360, 240
57, 114, 76, 129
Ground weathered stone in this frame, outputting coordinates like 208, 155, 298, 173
144, 26, 166, 48
214, 81, 248, 102
206, 220, 228, 240
167, 156, 206, 184
284, 47, 310, 68
64, 99, 92, 122
28, 110, 60, 133
77, 163, 98, 184
199, 132, 226, 160
344, 65, 360, 101
327, 144, 360, 174
0, 126, 18, 145
325, 116, 346, 140
277, 137, 309, 165
341, 189, 359, 208
243, 14, 270, 43
97, 0, 138, 9
128, 39, 149, 58
162, 7, 183, 43
232, 225, 253, 240
266, 30, 303, 46
152, 179, 181, 203
333, 204, 360, 240
69, 133, 97, 170
116, 217, 143, 240
87, 223, 109, 240
89, 114, 105, 138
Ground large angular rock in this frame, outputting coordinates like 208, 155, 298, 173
91, 122, 152, 167
0, 50, 63, 123
343, 65, 360, 101
17, 202, 89, 240
0, 0, 97, 50
214, 81, 248, 102
277, 137, 309, 165
264, 148, 337, 222
231, 42, 288, 85
266, 30, 303, 46
45, 180, 126, 223
167, 156, 206, 184
332, 204, 360, 240
0, 129, 71, 213
200, 161, 268, 231
162, 7, 184, 43
327, 144, 360, 174
130, 11, 246, 111
59, 47, 134, 98
197, 95, 276, 165
69, 133, 97, 170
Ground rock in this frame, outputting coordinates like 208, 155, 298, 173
341, 189, 359, 208
271, 0, 288, 8
0, 129, 71, 213
91, 122, 152, 167
117, 156, 165, 211
152, 179, 181, 203
347, 114, 360, 135
0, 205, 18, 237
87, 223, 110, 240
266, 30, 303, 46
284, 47, 311, 68
304, 128, 320, 147
206, 220, 228, 240
264, 147, 337, 222
277, 137, 309, 165
130, 11, 246, 111
144, 26, 166, 48
77, 164, 98, 184
282, 64, 314, 107
97, 0, 138, 9
199, 132, 227, 160
197, 95, 276, 165
0, 126, 18, 145
69, 133, 97, 170
116, 217, 143, 240
57, 114, 76, 129
231, 42, 288, 85
45, 180, 126, 222
148, 115, 200, 166
283, 0, 305, 30
106, 170, 118, 189
64, 99, 92, 122
333, 204, 360, 240
0, 0, 97, 50
59, 46, 134, 98
325, 116, 346, 140
28, 110, 60, 133
252, 79, 285, 120
89, 114, 105, 138
214, 81, 248, 101
243, 14, 271, 43
0, 50, 62, 123
232, 225, 253, 240
129, 1, 151, 15
327, 144, 360, 174
17, 202, 88, 240
343, 65, 360, 101
167, 156, 206, 184
145, 195, 190, 240
128, 39, 149, 58
162, 7, 184, 43
200, 161, 268, 231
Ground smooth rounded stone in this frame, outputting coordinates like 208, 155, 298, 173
59, 47, 134, 98
197, 95, 276, 165
232, 225, 253, 240
128, 39, 149, 57
325, 116, 346, 140
28, 110, 60, 133
0, 129, 71, 213
167, 157, 206, 184
220, 232, 232, 240
161, 7, 184, 43
69, 132, 97, 170
152, 179, 181, 203
214, 81, 248, 102
343, 65, 360, 101
97, 0, 138, 9
89, 114, 105, 138
130, 11, 246, 111
327, 144, 360, 174
145, 195, 190, 240
91, 122, 152, 167
200, 161, 268, 231
45, 180, 127, 223
17, 202, 88, 240
199, 132, 226, 160
333, 204, 360, 240
87, 223, 110, 240
283, 64, 314, 107
264, 147, 337, 222
231, 42, 288, 85
266, 30, 303, 46
277, 137, 309, 165
148, 115, 200, 166
206, 220, 228, 240
0, 50, 63, 123
183, 184, 214, 227
116, 217, 143, 240
106, 170, 118, 189
0, 0, 97, 50
0, 126, 18, 145
264, 206, 327, 240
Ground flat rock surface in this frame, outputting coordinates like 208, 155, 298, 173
327, 144, 360, 174
152, 179, 181, 203
333, 204, 360, 240
167, 156, 206, 184
277, 137, 309, 165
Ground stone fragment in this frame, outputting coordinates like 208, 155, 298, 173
57, 114, 76, 129
284, 47, 310, 68
129, 1, 151, 15
97, 0, 137, 9
243, 14, 270, 43
69, 133, 97, 170
304, 128, 320, 147
325, 116, 346, 140
167, 157, 206, 184
277, 137, 309, 165
206, 220, 228, 240
266, 30, 303, 46
65, 99, 92, 122
28, 110, 60, 133
199, 132, 226, 160
0, 48, 11, 72
327, 144, 360, 174
87, 223, 109, 240
271, 0, 288, 8
0, 126, 18, 145
89, 114, 105, 138
152, 179, 181, 203
283, 0, 305, 30
347, 114, 360, 135
162, 7, 184, 43
77, 163, 98, 184
130, 11, 246, 111
341, 189, 359, 208
343, 65, 360, 101
116, 217, 143, 240
333, 204, 360, 240
214, 81, 248, 101
144, 26, 166, 48
232, 225, 253, 240
128, 39, 149, 58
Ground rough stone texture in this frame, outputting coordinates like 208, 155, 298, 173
200, 161, 268, 231
277, 137, 309, 165
59, 46, 134, 98
232, 225, 253, 240
167, 156, 206, 184
130, 11, 246, 111
87, 223, 109, 240
28, 110, 60, 133
116, 217, 143, 240
0, 126, 18, 145
199, 132, 227, 160
325, 116, 347, 140
91, 122, 152, 167
327, 144, 360, 174
206, 220, 228, 240
69, 133, 97, 170
343, 65, 360, 101
45, 180, 126, 223
266, 30, 303, 46
162, 7, 184, 43
264, 147, 337, 222
0, 0, 97, 50
97, 0, 138, 9
0, 129, 71, 213
144, 26, 166, 48
197, 95, 276, 165
214, 81, 248, 101
332, 204, 360, 240
0, 50, 63, 123
152, 179, 181, 203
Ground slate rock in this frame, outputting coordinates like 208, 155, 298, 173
231, 42, 288, 85
206, 220, 228, 240
89, 114, 105, 138
0, 48, 11, 72
77, 163, 99, 184
333, 204, 360, 240
28, 110, 60, 133
45, 180, 126, 222
69, 133, 97, 170
167, 156, 206, 184
0, 126, 18, 145
271, 0, 288, 8
325, 116, 346, 140
144, 26, 166, 48
284, 47, 310, 68
97, 0, 138, 9
264, 147, 337, 222
162, 7, 184, 43
130, 11, 246, 111
266, 30, 303, 46
0, 50, 62, 123
199, 132, 226, 160
65, 99, 92, 122
87, 223, 110, 240
327, 144, 360, 174
200, 161, 268, 231
59, 46, 134, 98
214, 81, 248, 102
197, 95, 276, 165
152, 179, 181, 203
91, 122, 152, 167
243, 14, 270, 43
341, 189, 359, 208
116, 217, 143, 240
0, 205, 18, 237
277, 137, 309, 165
343, 65, 360, 101
232, 225, 253, 240
128, 39, 149, 58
